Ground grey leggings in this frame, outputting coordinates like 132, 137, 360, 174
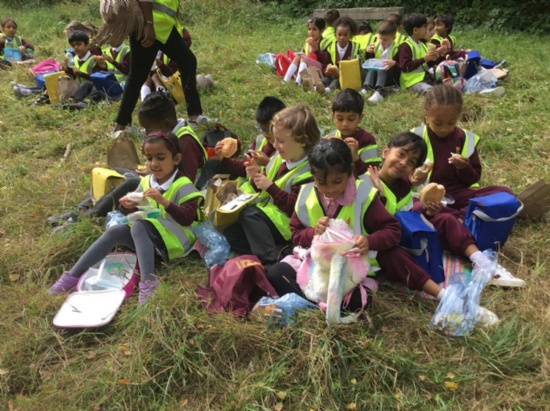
69, 220, 158, 282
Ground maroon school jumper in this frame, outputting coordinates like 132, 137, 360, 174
290, 185, 432, 291
349, 127, 380, 175
397, 40, 436, 75
107, 46, 130, 77
385, 177, 477, 257
425, 127, 513, 215
178, 133, 206, 183
220, 141, 277, 177
250, 160, 312, 218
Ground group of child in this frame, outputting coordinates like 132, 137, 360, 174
2, 17, 211, 110
45, 83, 524, 329
281, 10, 472, 103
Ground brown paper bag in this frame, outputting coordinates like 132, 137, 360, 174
203, 175, 258, 228
57, 75, 79, 102
300, 66, 323, 86
517, 180, 550, 221
106, 137, 140, 171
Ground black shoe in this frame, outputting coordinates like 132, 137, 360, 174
31, 95, 50, 106
47, 211, 79, 226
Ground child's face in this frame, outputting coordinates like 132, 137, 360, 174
424, 104, 461, 138
412, 24, 428, 41
380, 144, 421, 182
70, 41, 89, 58
435, 21, 448, 37
143, 141, 181, 185
332, 111, 363, 138
335, 26, 352, 48
425, 23, 435, 40
314, 169, 350, 199
2, 21, 17, 38
256, 122, 274, 143
377, 34, 395, 49
308, 22, 322, 40
272, 124, 306, 163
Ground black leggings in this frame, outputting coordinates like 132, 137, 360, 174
116, 27, 202, 126
266, 262, 371, 312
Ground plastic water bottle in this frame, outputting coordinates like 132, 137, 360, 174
66, 52, 74, 69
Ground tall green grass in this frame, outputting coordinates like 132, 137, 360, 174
1, 0, 550, 409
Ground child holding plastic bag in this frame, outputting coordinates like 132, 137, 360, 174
282, 17, 326, 85
368, 131, 524, 287
410, 85, 514, 216
48, 131, 203, 302
267, 138, 499, 325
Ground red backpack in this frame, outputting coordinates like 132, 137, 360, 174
274, 50, 295, 77
197, 255, 278, 316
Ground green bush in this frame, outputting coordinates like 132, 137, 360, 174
264, 0, 550, 34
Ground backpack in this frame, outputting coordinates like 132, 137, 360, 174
435, 60, 465, 91
201, 123, 241, 159
197, 255, 278, 316
274, 50, 295, 77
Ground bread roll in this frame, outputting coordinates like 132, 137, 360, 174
413, 159, 433, 179
428, 43, 437, 53
419, 182, 445, 207
219, 137, 238, 158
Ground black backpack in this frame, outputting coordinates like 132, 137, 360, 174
201, 123, 241, 159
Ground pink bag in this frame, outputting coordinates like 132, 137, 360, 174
295, 219, 377, 324
197, 255, 278, 316
29, 59, 62, 76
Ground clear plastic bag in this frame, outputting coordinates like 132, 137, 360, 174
252, 293, 317, 326
429, 250, 497, 337
463, 70, 497, 94
106, 210, 128, 229
191, 221, 231, 267
255, 53, 275, 69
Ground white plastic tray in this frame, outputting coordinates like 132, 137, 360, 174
53, 290, 126, 328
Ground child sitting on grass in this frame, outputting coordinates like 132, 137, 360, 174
326, 88, 381, 174
48, 131, 204, 302
397, 13, 441, 95
361, 20, 400, 103
0, 18, 34, 61
410, 85, 515, 217
283, 17, 326, 85
431, 13, 466, 61
311, 17, 361, 94
223, 105, 320, 266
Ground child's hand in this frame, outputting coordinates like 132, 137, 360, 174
314, 216, 330, 236
423, 200, 442, 216
306, 36, 315, 46
252, 173, 273, 191
353, 234, 369, 255
245, 159, 260, 178
424, 51, 438, 62
214, 141, 225, 159
143, 188, 169, 207
248, 150, 269, 167
343, 137, 360, 162
383, 59, 396, 70
72, 67, 83, 77
368, 165, 386, 198
119, 196, 138, 210
102, 53, 114, 63
18, 45, 26, 53
448, 153, 469, 169
366, 44, 376, 54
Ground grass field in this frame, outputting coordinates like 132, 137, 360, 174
1, 0, 550, 409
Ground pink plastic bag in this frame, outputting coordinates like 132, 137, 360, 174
295, 219, 377, 324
